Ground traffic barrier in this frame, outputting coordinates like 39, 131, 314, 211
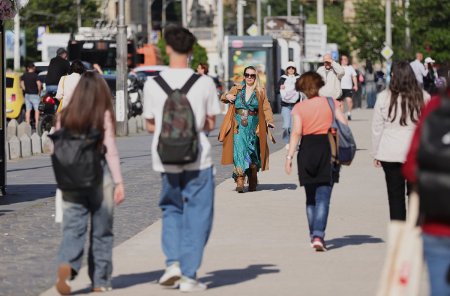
31, 133, 42, 155
20, 134, 32, 158
7, 119, 18, 141
41, 131, 53, 154
9, 136, 20, 160
18, 122, 32, 138
136, 115, 143, 131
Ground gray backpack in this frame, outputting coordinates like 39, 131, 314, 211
326, 97, 357, 165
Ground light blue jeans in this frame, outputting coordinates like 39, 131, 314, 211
281, 105, 293, 144
58, 170, 114, 289
304, 183, 334, 239
423, 234, 450, 296
160, 167, 215, 279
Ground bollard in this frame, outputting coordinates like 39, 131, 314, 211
136, 115, 143, 131
142, 116, 147, 132
128, 117, 138, 134
20, 134, 32, 158
5, 143, 9, 160
41, 131, 54, 154
17, 122, 32, 138
9, 136, 21, 160
31, 133, 42, 155
7, 119, 18, 140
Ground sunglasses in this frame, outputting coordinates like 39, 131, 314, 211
287, 66, 295, 70
244, 73, 256, 79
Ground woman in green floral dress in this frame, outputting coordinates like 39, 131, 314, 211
220, 66, 275, 192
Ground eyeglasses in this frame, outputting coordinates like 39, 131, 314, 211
244, 73, 256, 79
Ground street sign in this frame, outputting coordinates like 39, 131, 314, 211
381, 45, 393, 60
304, 24, 327, 62
246, 24, 258, 36
264, 16, 305, 43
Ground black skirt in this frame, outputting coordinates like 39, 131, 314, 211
297, 134, 340, 186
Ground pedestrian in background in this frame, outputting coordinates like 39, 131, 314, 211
403, 66, 450, 296
371, 61, 430, 221
364, 61, 377, 108
143, 26, 221, 292
340, 55, 358, 120
55, 72, 125, 294
220, 66, 275, 193
423, 57, 438, 95
45, 48, 70, 93
410, 52, 428, 88
285, 71, 347, 251
196, 62, 209, 75
317, 53, 345, 100
352, 62, 364, 109
277, 61, 301, 150
55, 60, 85, 110
20, 62, 42, 127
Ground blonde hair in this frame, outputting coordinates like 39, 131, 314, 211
243, 66, 263, 94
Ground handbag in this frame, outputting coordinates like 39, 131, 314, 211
376, 191, 423, 296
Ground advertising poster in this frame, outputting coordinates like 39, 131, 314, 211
231, 49, 267, 87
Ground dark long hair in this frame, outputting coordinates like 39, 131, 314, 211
388, 61, 424, 126
60, 71, 115, 138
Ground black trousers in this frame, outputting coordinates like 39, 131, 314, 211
381, 161, 410, 221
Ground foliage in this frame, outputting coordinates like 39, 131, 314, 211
156, 38, 208, 70
0, 0, 17, 20
5, 0, 100, 62
408, 0, 450, 63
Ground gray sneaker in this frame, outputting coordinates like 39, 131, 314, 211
159, 262, 181, 288
179, 276, 207, 292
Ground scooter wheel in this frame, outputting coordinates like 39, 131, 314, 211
37, 114, 54, 136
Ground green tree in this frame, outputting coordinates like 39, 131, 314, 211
409, 0, 450, 62
5, 0, 100, 62
156, 38, 208, 70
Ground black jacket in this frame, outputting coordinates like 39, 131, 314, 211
45, 56, 70, 85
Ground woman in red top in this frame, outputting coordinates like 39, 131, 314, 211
403, 71, 450, 296
285, 72, 348, 251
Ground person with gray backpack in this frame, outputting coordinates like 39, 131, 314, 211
143, 26, 221, 292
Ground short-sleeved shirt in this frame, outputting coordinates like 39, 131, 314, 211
291, 96, 338, 135
341, 65, 357, 90
143, 68, 221, 173
20, 72, 39, 94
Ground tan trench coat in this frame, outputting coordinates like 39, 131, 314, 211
218, 84, 275, 171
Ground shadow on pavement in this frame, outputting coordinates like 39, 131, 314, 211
201, 264, 280, 289
0, 184, 56, 206
69, 270, 164, 294
326, 235, 384, 250
257, 183, 298, 191
0, 209, 13, 216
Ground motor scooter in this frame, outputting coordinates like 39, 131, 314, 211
127, 76, 143, 118
37, 91, 60, 135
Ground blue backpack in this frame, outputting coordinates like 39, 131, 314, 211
326, 97, 357, 165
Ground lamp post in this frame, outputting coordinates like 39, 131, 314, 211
0, 21, 6, 195
237, 0, 246, 36
317, 0, 324, 25
116, 0, 128, 136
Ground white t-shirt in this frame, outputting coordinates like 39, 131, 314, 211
143, 68, 221, 173
340, 65, 357, 90
280, 74, 300, 103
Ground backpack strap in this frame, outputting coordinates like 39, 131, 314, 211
154, 75, 173, 95
181, 73, 201, 93
325, 96, 337, 129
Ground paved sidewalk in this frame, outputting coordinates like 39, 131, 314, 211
41, 109, 428, 296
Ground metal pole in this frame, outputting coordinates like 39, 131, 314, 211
385, 0, 392, 47
147, 0, 153, 43
76, 0, 81, 30
256, 0, 261, 35
182, 0, 187, 28
162, 0, 167, 29
317, 0, 324, 25
237, 0, 244, 36
13, 14, 20, 70
405, 0, 410, 50
267, 4, 271, 17
0, 21, 6, 195
218, 0, 224, 46
116, 0, 128, 136
287, 0, 291, 17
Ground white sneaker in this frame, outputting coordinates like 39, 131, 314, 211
159, 262, 181, 288
179, 276, 207, 292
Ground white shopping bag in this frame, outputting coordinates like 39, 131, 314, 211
55, 189, 63, 223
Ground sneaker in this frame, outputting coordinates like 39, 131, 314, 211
55, 264, 72, 295
311, 237, 327, 252
92, 286, 113, 292
159, 262, 181, 288
179, 276, 207, 292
